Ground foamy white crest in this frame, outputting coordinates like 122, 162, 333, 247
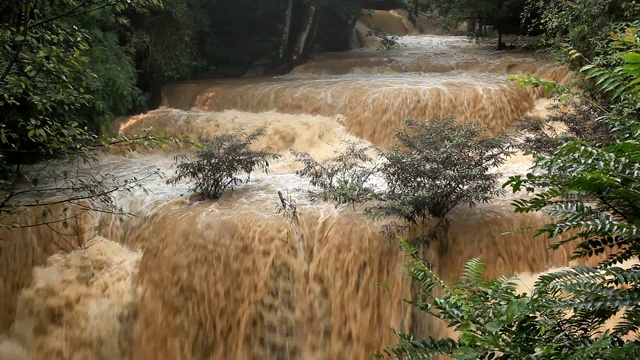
0, 11, 585, 359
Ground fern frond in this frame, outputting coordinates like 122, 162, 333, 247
375, 336, 460, 359
462, 257, 485, 284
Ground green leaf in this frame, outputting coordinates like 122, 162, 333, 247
453, 347, 482, 359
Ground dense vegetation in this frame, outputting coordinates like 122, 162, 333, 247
375, 0, 640, 358
0, 0, 392, 230
294, 118, 514, 243
3, 0, 640, 357
0, 0, 187, 232
426, 0, 528, 47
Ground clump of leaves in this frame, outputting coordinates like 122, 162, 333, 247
291, 119, 514, 241
367, 117, 514, 239
506, 32, 640, 266
375, 242, 640, 360
167, 128, 280, 200
367, 29, 401, 50
292, 140, 379, 208
515, 99, 612, 156
378, 23, 640, 360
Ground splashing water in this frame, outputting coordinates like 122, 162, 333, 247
1, 9, 587, 360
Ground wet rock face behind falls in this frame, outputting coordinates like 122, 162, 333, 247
1, 9, 586, 360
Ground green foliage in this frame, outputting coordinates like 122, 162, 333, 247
292, 140, 379, 208
82, 24, 146, 131
509, 29, 640, 156
386, 24, 640, 359
290, 117, 513, 240
380, 22, 640, 360
129, 0, 206, 83
514, 99, 612, 156
525, 0, 640, 64
508, 74, 572, 98
506, 28, 640, 267
0, 0, 189, 235
292, 118, 514, 240
0, 128, 186, 232
0, 0, 157, 163
167, 128, 281, 200
429, 0, 527, 40
580, 29, 640, 115
506, 137, 640, 265
376, 243, 640, 360
367, 118, 514, 233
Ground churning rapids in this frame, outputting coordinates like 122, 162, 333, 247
0, 10, 597, 360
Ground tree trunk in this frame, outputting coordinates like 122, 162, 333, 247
467, 18, 476, 34
279, 0, 294, 61
303, 9, 321, 57
293, 5, 317, 64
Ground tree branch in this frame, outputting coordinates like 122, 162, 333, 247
0, 7, 31, 84
26, 0, 94, 30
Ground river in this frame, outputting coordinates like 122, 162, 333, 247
0, 11, 585, 360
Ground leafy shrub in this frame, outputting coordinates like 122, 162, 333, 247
167, 128, 280, 200
366, 30, 401, 50
0, 0, 191, 238
292, 140, 379, 208
525, 0, 639, 65
376, 243, 640, 359
291, 119, 514, 240
515, 100, 612, 156
380, 27, 640, 360
506, 30, 640, 266
367, 118, 514, 239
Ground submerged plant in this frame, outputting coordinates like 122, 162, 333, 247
367, 29, 402, 50
292, 140, 379, 208
167, 128, 280, 200
367, 117, 514, 239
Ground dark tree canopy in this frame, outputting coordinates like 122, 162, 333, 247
428, 0, 528, 48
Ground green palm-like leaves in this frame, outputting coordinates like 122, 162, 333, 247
378, 249, 640, 360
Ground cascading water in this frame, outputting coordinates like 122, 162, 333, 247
1, 10, 587, 360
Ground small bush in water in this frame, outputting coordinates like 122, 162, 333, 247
367, 29, 401, 50
367, 117, 514, 239
292, 117, 514, 241
167, 128, 280, 200
292, 140, 379, 208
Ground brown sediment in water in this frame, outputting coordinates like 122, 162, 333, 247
0, 9, 591, 360
127, 203, 410, 359
0, 202, 100, 331
162, 75, 536, 148
1, 194, 592, 360
159, 35, 572, 148
119, 108, 355, 155
1, 238, 140, 360
359, 9, 418, 36
126, 196, 586, 359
